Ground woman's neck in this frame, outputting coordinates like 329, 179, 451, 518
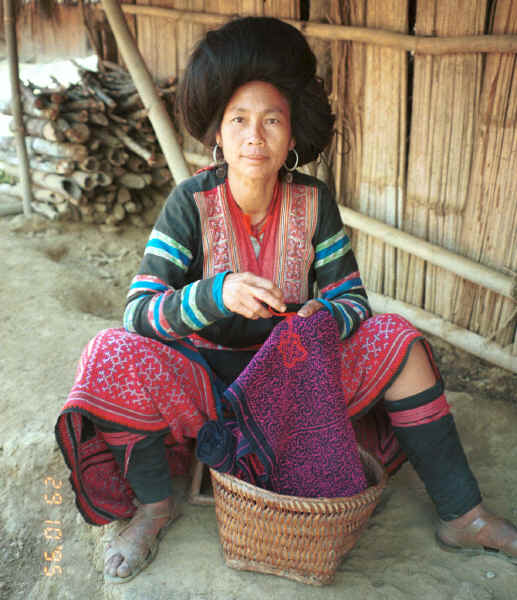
227, 171, 277, 224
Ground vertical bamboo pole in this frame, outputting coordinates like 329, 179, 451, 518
101, 0, 190, 183
3, 0, 32, 217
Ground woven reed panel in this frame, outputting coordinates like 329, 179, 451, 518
330, 0, 408, 299
399, 0, 487, 320
400, 0, 516, 350
457, 0, 517, 348
134, 0, 186, 82
16, 5, 89, 61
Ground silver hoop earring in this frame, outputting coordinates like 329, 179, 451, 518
212, 143, 226, 178
283, 148, 299, 183
213, 143, 222, 163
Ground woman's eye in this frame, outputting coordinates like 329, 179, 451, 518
266, 118, 280, 125
231, 116, 244, 123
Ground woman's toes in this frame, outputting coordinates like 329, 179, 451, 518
105, 553, 124, 577
115, 559, 132, 578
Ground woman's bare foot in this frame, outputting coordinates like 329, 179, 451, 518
436, 503, 517, 563
104, 496, 177, 582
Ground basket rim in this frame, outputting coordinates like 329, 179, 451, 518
209, 445, 388, 511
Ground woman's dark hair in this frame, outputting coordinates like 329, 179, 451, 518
178, 16, 335, 166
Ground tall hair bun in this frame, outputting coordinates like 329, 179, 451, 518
178, 17, 334, 166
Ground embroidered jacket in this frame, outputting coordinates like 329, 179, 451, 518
124, 168, 371, 356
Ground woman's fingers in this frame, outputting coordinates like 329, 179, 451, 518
238, 296, 274, 320
222, 272, 286, 318
248, 282, 285, 313
297, 299, 323, 318
222, 274, 325, 320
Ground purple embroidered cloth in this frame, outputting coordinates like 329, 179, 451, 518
197, 310, 367, 498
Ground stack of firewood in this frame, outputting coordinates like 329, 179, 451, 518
0, 61, 176, 225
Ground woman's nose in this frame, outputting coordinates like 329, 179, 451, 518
247, 121, 264, 144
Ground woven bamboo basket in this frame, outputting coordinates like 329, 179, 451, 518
210, 446, 387, 586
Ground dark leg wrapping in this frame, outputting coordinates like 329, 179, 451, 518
98, 424, 173, 504
385, 381, 482, 521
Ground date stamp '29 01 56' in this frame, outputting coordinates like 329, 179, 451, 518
42, 477, 64, 577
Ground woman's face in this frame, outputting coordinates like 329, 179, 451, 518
216, 80, 295, 186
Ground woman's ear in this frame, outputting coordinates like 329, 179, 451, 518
289, 138, 296, 151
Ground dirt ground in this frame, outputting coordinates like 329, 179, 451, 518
0, 211, 516, 600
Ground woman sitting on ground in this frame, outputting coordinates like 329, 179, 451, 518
56, 16, 517, 584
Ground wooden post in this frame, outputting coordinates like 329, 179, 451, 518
3, 0, 32, 217
368, 292, 517, 374
338, 205, 516, 301
100, 0, 190, 184
0, 200, 23, 216
111, 5, 517, 55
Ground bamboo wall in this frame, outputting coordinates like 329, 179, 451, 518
399, 1, 517, 352
318, 0, 516, 358
14, 4, 90, 60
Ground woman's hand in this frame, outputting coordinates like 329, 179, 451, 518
222, 272, 286, 319
297, 299, 324, 318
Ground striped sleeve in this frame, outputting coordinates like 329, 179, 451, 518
312, 186, 371, 339
123, 183, 232, 341
144, 228, 192, 272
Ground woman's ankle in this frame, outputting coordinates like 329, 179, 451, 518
138, 496, 174, 521
443, 503, 484, 528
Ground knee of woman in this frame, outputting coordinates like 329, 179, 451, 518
87, 327, 133, 348
366, 312, 420, 334
77, 327, 137, 372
